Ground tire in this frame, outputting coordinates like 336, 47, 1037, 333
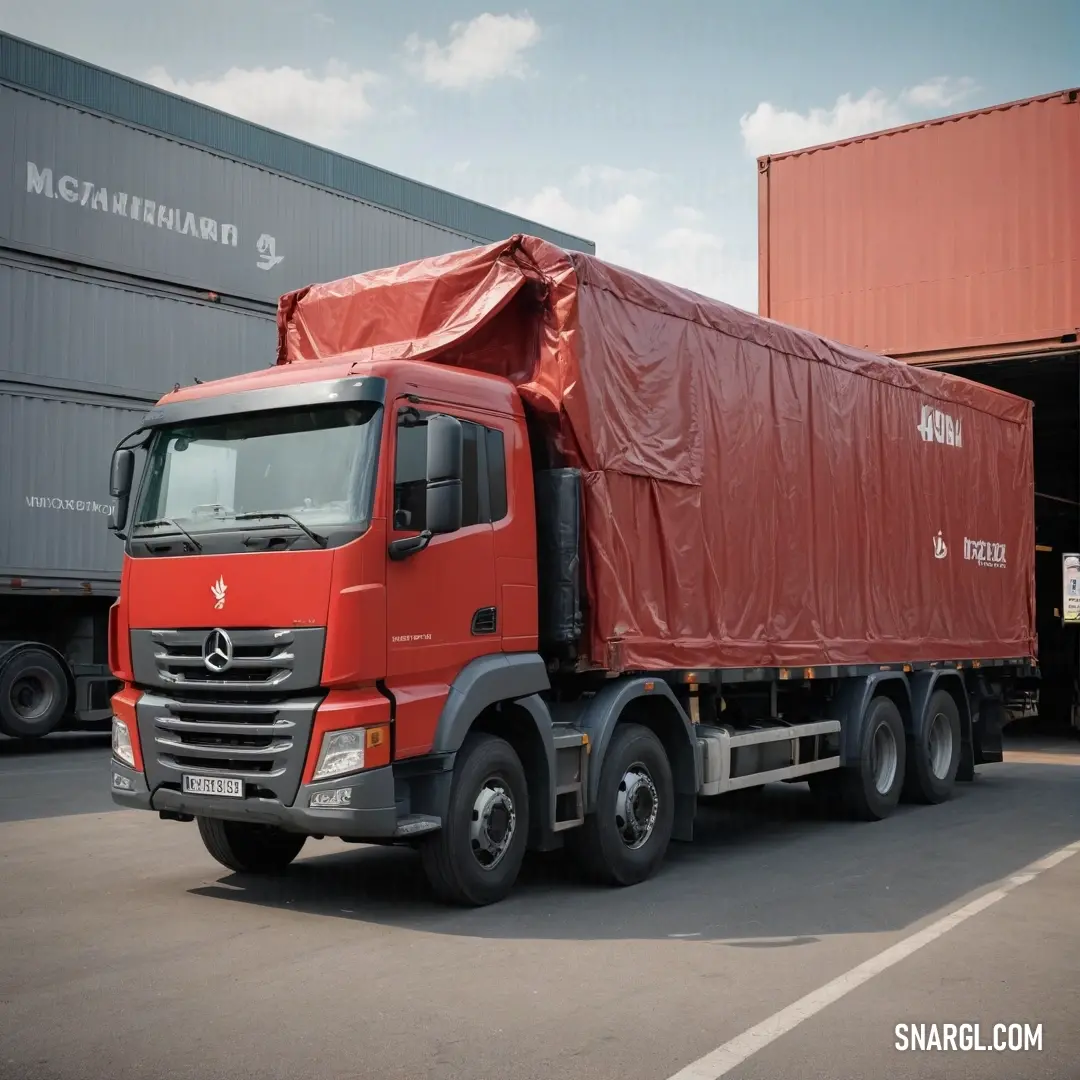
838, 696, 907, 821
420, 732, 530, 907
902, 689, 961, 804
0, 648, 69, 739
197, 817, 307, 874
568, 723, 675, 887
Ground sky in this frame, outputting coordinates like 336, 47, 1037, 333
1, 0, 1076, 313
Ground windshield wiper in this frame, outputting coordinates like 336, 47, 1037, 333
134, 518, 203, 552
233, 512, 328, 548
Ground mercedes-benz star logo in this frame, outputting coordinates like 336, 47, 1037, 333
202, 628, 234, 673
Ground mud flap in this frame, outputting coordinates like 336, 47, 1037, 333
972, 698, 1005, 767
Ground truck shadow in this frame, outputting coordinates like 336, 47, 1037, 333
188, 761, 1080, 942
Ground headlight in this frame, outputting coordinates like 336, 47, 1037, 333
312, 728, 366, 781
112, 717, 135, 767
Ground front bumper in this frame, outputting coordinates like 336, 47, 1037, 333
111, 760, 401, 839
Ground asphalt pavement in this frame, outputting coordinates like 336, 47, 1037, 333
1, 727, 1078, 1080
0, 732, 117, 822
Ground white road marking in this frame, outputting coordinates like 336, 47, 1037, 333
665, 837, 1080, 1080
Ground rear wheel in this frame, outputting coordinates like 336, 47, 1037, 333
197, 818, 307, 874
420, 732, 530, 907
902, 689, 961, 804
569, 723, 675, 886
0, 648, 69, 739
836, 696, 907, 821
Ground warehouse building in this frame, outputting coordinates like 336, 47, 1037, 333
0, 31, 593, 736
757, 88, 1079, 734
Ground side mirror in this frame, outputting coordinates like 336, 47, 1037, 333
425, 414, 463, 535
108, 448, 135, 534
388, 413, 463, 562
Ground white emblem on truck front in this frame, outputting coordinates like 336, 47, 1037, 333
933, 532, 948, 559
211, 575, 227, 610
918, 404, 963, 447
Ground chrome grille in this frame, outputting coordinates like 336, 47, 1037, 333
137, 693, 320, 802
152, 629, 294, 688
155, 700, 292, 777
129, 627, 326, 695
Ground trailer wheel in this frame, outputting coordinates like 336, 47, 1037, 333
0, 648, 70, 739
902, 689, 961, 804
197, 818, 307, 874
420, 732, 530, 907
569, 722, 674, 887
839, 696, 907, 821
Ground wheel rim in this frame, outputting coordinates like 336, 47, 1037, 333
870, 721, 898, 795
615, 762, 659, 850
9, 668, 57, 722
927, 711, 954, 780
469, 777, 517, 871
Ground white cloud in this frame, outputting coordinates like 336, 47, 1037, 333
740, 76, 978, 157
508, 186, 645, 241
900, 75, 978, 109
405, 12, 541, 90
505, 169, 757, 312
143, 60, 379, 147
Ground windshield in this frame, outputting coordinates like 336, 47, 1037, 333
132, 403, 382, 537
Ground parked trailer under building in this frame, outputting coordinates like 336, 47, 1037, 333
0, 32, 593, 738
757, 87, 1079, 732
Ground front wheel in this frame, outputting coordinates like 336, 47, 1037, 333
420, 732, 530, 906
197, 818, 307, 874
569, 722, 674, 887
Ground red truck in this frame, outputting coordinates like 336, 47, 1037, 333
107, 235, 1036, 905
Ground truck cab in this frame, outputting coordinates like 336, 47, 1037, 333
109, 358, 577, 904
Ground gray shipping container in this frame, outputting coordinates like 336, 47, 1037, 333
1, 85, 488, 306
1, 257, 276, 400
0, 385, 145, 590
1, 259, 279, 587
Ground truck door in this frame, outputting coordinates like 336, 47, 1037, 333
384, 400, 502, 758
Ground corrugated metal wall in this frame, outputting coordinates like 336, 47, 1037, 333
0, 32, 594, 256
1, 260, 276, 398
0, 387, 148, 585
0, 261, 277, 581
758, 90, 1079, 362
2, 86, 490, 306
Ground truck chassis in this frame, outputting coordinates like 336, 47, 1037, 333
111, 650, 1019, 906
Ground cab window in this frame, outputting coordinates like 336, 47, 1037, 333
393, 412, 508, 531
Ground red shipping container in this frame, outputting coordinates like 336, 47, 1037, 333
277, 235, 1036, 671
757, 89, 1080, 363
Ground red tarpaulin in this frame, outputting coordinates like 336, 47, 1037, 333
277, 235, 1036, 672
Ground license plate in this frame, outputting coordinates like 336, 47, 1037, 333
182, 774, 243, 798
